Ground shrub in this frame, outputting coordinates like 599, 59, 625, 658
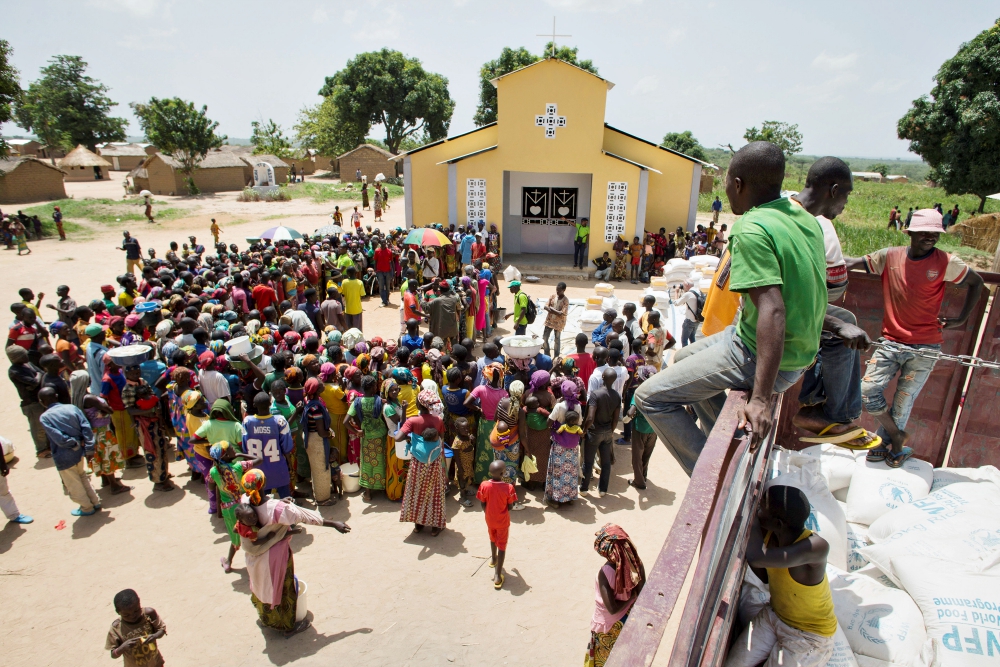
236, 187, 290, 203
383, 176, 404, 186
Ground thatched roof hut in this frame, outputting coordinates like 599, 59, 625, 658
98, 143, 153, 171
0, 157, 67, 204
131, 151, 247, 195
58, 145, 113, 181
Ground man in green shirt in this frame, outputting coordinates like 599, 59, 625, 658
635, 141, 826, 475
335, 246, 354, 272
504, 280, 530, 335
573, 217, 590, 269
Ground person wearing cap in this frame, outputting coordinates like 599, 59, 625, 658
84, 323, 109, 394
504, 281, 530, 336
51, 321, 84, 372
845, 209, 983, 468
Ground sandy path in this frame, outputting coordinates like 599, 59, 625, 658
0, 179, 689, 666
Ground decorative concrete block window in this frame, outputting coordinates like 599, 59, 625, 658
467, 178, 486, 224
605, 181, 627, 242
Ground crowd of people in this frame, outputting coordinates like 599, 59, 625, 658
3, 140, 985, 666
887, 202, 962, 231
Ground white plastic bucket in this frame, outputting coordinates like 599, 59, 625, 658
395, 439, 411, 461
295, 578, 308, 622
225, 335, 253, 356
341, 463, 360, 493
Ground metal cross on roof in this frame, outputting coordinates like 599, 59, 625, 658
537, 17, 571, 57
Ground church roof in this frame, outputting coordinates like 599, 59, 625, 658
387, 123, 497, 161
604, 124, 713, 166
489, 57, 614, 90
435, 145, 498, 165
602, 151, 662, 174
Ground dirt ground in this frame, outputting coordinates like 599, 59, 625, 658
0, 178, 690, 667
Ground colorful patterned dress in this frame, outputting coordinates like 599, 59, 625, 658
85, 401, 124, 476
209, 459, 253, 547
167, 383, 196, 469
345, 388, 363, 464
382, 400, 407, 501
350, 396, 387, 490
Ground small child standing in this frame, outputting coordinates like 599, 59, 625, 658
451, 416, 475, 507
105, 589, 166, 667
477, 459, 517, 590
643, 311, 671, 371
623, 365, 658, 490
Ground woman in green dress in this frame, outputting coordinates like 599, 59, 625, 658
348, 374, 388, 500
381, 378, 408, 501
207, 442, 260, 573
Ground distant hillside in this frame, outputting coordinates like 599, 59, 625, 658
701, 148, 930, 182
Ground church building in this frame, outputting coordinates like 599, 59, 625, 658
392, 57, 709, 262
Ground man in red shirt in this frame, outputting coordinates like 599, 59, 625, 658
567, 332, 597, 387
847, 209, 983, 467
251, 282, 278, 312
477, 460, 518, 589
6, 307, 47, 365
373, 240, 393, 307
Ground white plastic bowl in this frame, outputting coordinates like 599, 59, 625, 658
395, 440, 411, 461
295, 579, 308, 622
500, 335, 542, 359
225, 335, 253, 356
341, 463, 360, 493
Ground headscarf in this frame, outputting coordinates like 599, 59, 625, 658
326, 330, 342, 346
182, 390, 203, 410
482, 362, 504, 386
479, 268, 492, 282
342, 328, 364, 349
417, 388, 442, 412
343, 366, 361, 384
528, 369, 550, 395
560, 380, 580, 410
392, 367, 416, 387
381, 377, 398, 402
354, 353, 372, 372
304, 377, 323, 399
409, 349, 426, 368
198, 350, 216, 370
284, 366, 304, 388
319, 362, 338, 382
302, 353, 318, 369
241, 469, 267, 505
384, 339, 398, 356
353, 341, 369, 356
70, 369, 90, 409
508, 380, 525, 414
209, 398, 238, 422
171, 366, 193, 383
209, 441, 230, 462
594, 523, 644, 601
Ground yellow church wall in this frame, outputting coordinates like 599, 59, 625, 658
602, 127, 697, 234
405, 124, 498, 228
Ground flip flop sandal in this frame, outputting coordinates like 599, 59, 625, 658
885, 446, 915, 469
799, 424, 866, 444
836, 433, 883, 451
866, 447, 889, 462
494, 573, 505, 590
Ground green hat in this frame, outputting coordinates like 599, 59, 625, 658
508, 280, 522, 288
85, 323, 106, 337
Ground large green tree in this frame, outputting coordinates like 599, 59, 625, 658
250, 118, 293, 159
320, 49, 454, 154
898, 18, 1000, 213
14, 55, 127, 151
130, 97, 225, 195
293, 96, 368, 158
743, 121, 803, 157
0, 40, 21, 159
660, 130, 706, 161
473, 43, 598, 126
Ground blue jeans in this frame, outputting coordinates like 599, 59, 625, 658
860, 339, 939, 441
574, 240, 588, 268
798, 305, 862, 424
681, 319, 699, 347
376, 271, 392, 305
514, 323, 527, 335
583, 428, 615, 492
634, 326, 804, 476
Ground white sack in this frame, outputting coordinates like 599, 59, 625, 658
795, 444, 865, 492
767, 458, 848, 571
845, 457, 933, 526
931, 466, 1000, 493
867, 482, 1000, 543
502, 265, 521, 282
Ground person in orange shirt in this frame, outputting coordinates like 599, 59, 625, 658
629, 236, 643, 284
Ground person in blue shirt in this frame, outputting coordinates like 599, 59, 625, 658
711, 196, 722, 224
459, 228, 476, 266
242, 392, 295, 498
38, 387, 100, 516
139, 357, 167, 397
85, 324, 108, 395
400, 319, 424, 352
591, 309, 617, 346
531, 352, 553, 372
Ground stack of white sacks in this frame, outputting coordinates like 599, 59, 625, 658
645, 257, 718, 310
579, 282, 619, 335
739, 445, 1000, 667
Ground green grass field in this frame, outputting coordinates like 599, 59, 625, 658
23, 198, 186, 225
285, 182, 404, 204
698, 179, 1000, 267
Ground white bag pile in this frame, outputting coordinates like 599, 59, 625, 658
734, 448, 1000, 667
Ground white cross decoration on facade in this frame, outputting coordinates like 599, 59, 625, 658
535, 103, 567, 139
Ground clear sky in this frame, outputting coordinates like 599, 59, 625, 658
3, 0, 996, 159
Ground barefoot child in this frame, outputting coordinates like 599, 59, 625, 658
451, 416, 474, 507
208, 441, 261, 573
105, 589, 166, 667
477, 459, 517, 590
725, 485, 837, 667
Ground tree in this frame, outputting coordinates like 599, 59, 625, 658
743, 121, 803, 157
320, 49, 455, 155
294, 96, 368, 158
660, 131, 706, 161
869, 163, 890, 177
473, 43, 598, 126
0, 41, 21, 159
898, 18, 1000, 213
474, 46, 538, 126
250, 118, 293, 159
14, 55, 126, 152
130, 97, 225, 195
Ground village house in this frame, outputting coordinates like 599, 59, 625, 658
338, 144, 399, 183
98, 143, 156, 171
130, 151, 246, 195
58, 145, 113, 181
0, 156, 67, 204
